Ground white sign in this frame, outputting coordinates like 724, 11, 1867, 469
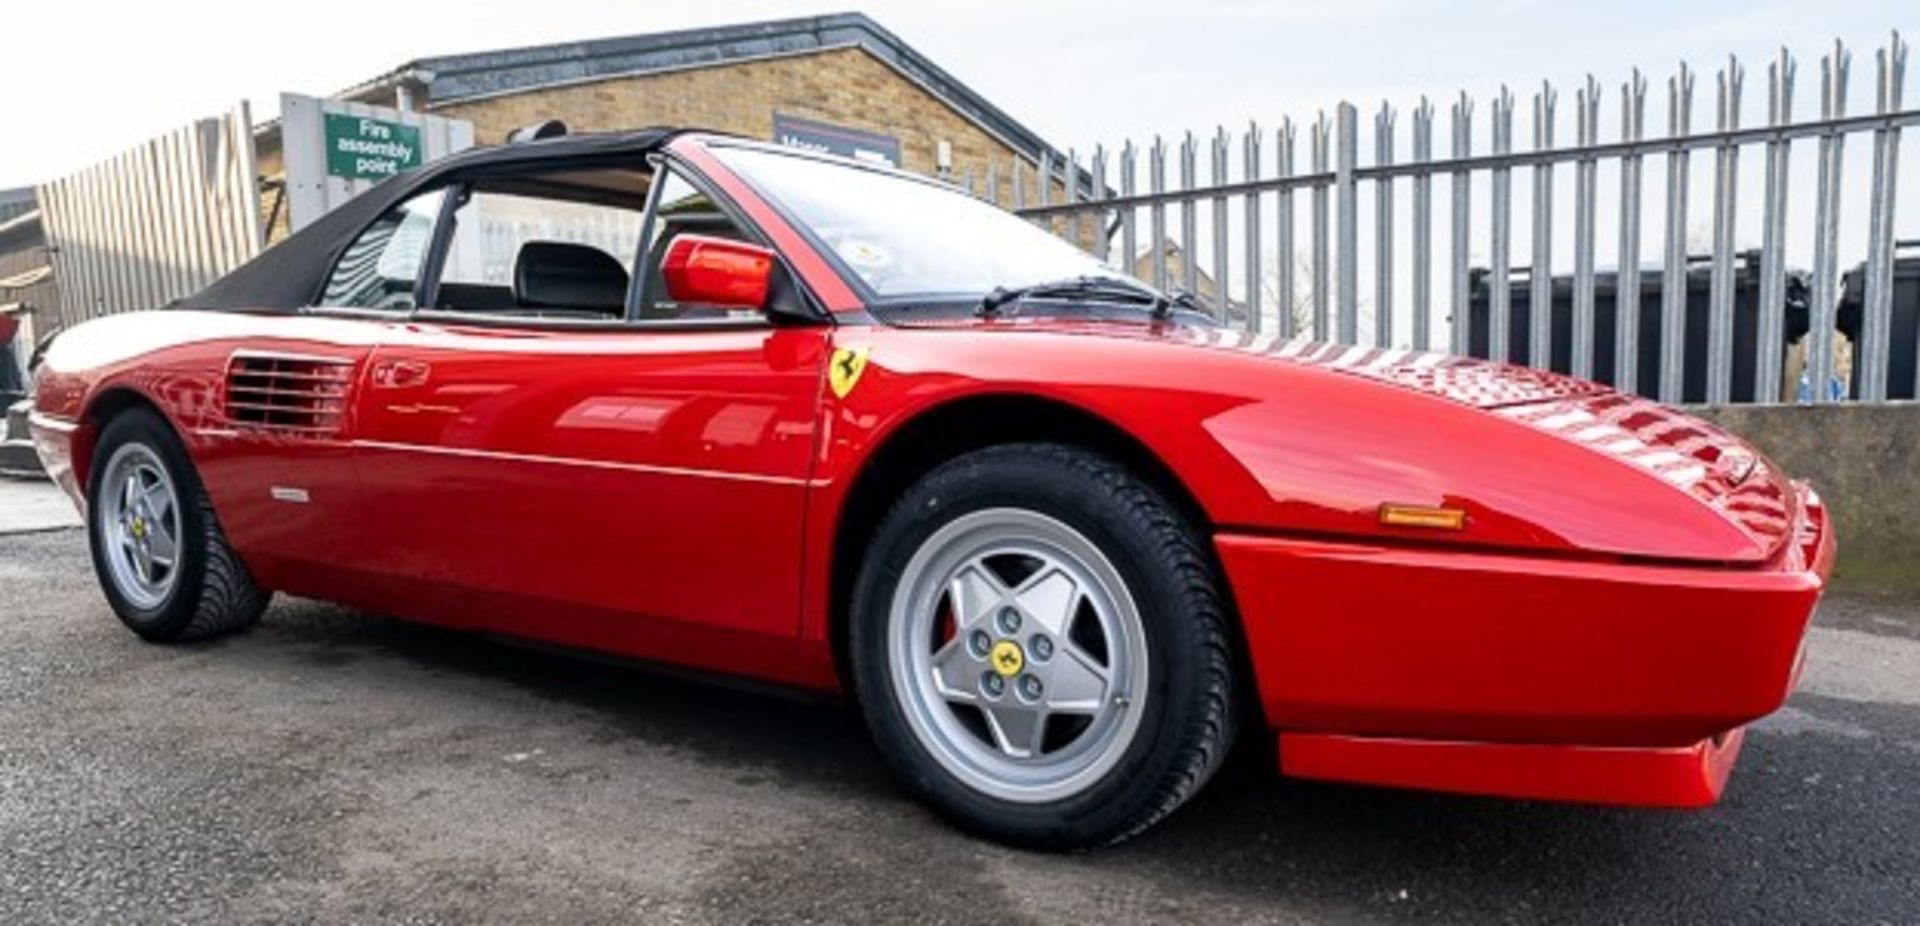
280, 94, 475, 233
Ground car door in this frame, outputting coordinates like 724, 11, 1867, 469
199, 187, 449, 584
349, 164, 829, 641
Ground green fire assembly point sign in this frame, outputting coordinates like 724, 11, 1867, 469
324, 113, 423, 181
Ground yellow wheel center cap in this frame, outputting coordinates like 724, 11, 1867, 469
990, 640, 1025, 678
131, 518, 146, 538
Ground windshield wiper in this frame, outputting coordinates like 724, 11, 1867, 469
1154, 288, 1206, 321
975, 275, 1165, 318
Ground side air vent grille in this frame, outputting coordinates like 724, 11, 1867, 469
223, 352, 354, 436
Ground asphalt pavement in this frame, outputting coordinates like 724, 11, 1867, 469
2, 489, 1917, 923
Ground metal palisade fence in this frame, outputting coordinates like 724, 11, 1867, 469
986, 33, 1916, 406
35, 104, 264, 331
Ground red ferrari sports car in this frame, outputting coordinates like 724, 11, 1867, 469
29, 128, 1832, 849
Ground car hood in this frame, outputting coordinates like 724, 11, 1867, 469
885, 315, 1799, 565
1182, 331, 1798, 563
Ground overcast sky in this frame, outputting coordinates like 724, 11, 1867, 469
0, 0, 1910, 189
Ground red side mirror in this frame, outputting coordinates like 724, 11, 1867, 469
660, 234, 775, 310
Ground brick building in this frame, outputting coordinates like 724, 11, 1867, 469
256, 12, 1071, 242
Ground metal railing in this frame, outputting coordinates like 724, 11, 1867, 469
970, 33, 1915, 406
35, 104, 264, 331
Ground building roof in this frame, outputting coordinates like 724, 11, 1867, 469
335, 12, 1065, 164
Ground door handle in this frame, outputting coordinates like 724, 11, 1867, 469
371, 359, 431, 389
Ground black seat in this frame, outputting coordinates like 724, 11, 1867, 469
513, 241, 629, 318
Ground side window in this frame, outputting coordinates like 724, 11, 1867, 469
319, 188, 446, 311
637, 169, 760, 322
435, 188, 646, 319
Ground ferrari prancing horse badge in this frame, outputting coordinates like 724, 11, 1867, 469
829, 346, 871, 399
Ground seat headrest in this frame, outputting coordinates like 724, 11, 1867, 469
513, 241, 629, 314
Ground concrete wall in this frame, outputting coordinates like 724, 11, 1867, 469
1693, 403, 1920, 591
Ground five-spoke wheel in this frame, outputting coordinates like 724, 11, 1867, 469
97, 443, 183, 610
86, 407, 269, 642
852, 442, 1237, 849
891, 508, 1149, 803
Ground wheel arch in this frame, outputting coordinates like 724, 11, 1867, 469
72, 386, 172, 496
827, 391, 1220, 693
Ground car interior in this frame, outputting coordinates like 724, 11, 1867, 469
430, 168, 649, 320
322, 162, 772, 323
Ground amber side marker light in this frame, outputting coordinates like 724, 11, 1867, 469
1378, 503, 1468, 531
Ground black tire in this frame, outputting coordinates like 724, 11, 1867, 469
849, 443, 1237, 849
86, 407, 269, 642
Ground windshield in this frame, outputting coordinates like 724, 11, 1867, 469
711, 145, 1131, 302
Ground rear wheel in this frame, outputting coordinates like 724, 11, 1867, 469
850, 443, 1237, 849
87, 408, 269, 642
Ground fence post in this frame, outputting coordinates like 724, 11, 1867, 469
1120, 142, 1138, 280
1244, 122, 1263, 332
1660, 63, 1696, 403
1755, 51, 1796, 404
1706, 58, 1745, 404
1065, 147, 1080, 247
1860, 31, 1908, 401
1038, 149, 1052, 213
1335, 102, 1360, 345
1808, 43, 1851, 404
1276, 119, 1297, 338
1490, 88, 1516, 363
1617, 70, 1649, 393
1150, 137, 1168, 291
1530, 82, 1557, 369
1411, 98, 1434, 351
1212, 127, 1231, 322
1180, 132, 1200, 296
1090, 146, 1109, 262
1375, 103, 1397, 348
1450, 93, 1474, 356
1572, 77, 1601, 379
1311, 113, 1331, 339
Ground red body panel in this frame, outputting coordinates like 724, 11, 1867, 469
1217, 493, 1829, 748
1279, 729, 1746, 808
346, 321, 825, 639
29, 134, 1835, 810
805, 323, 1778, 574
1234, 485, 1829, 802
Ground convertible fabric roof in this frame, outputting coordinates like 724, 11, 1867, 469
175, 128, 677, 313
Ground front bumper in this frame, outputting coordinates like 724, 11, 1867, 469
1218, 485, 1833, 805
27, 410, 84, 512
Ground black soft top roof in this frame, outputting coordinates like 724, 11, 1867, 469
175, 127, 679, 312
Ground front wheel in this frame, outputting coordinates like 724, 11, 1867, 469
850, 443, 1237, 849
87, 408, 269, 642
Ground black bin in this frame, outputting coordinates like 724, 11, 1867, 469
1839, 241, 1920, 401
1466, 251, 1810, 404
